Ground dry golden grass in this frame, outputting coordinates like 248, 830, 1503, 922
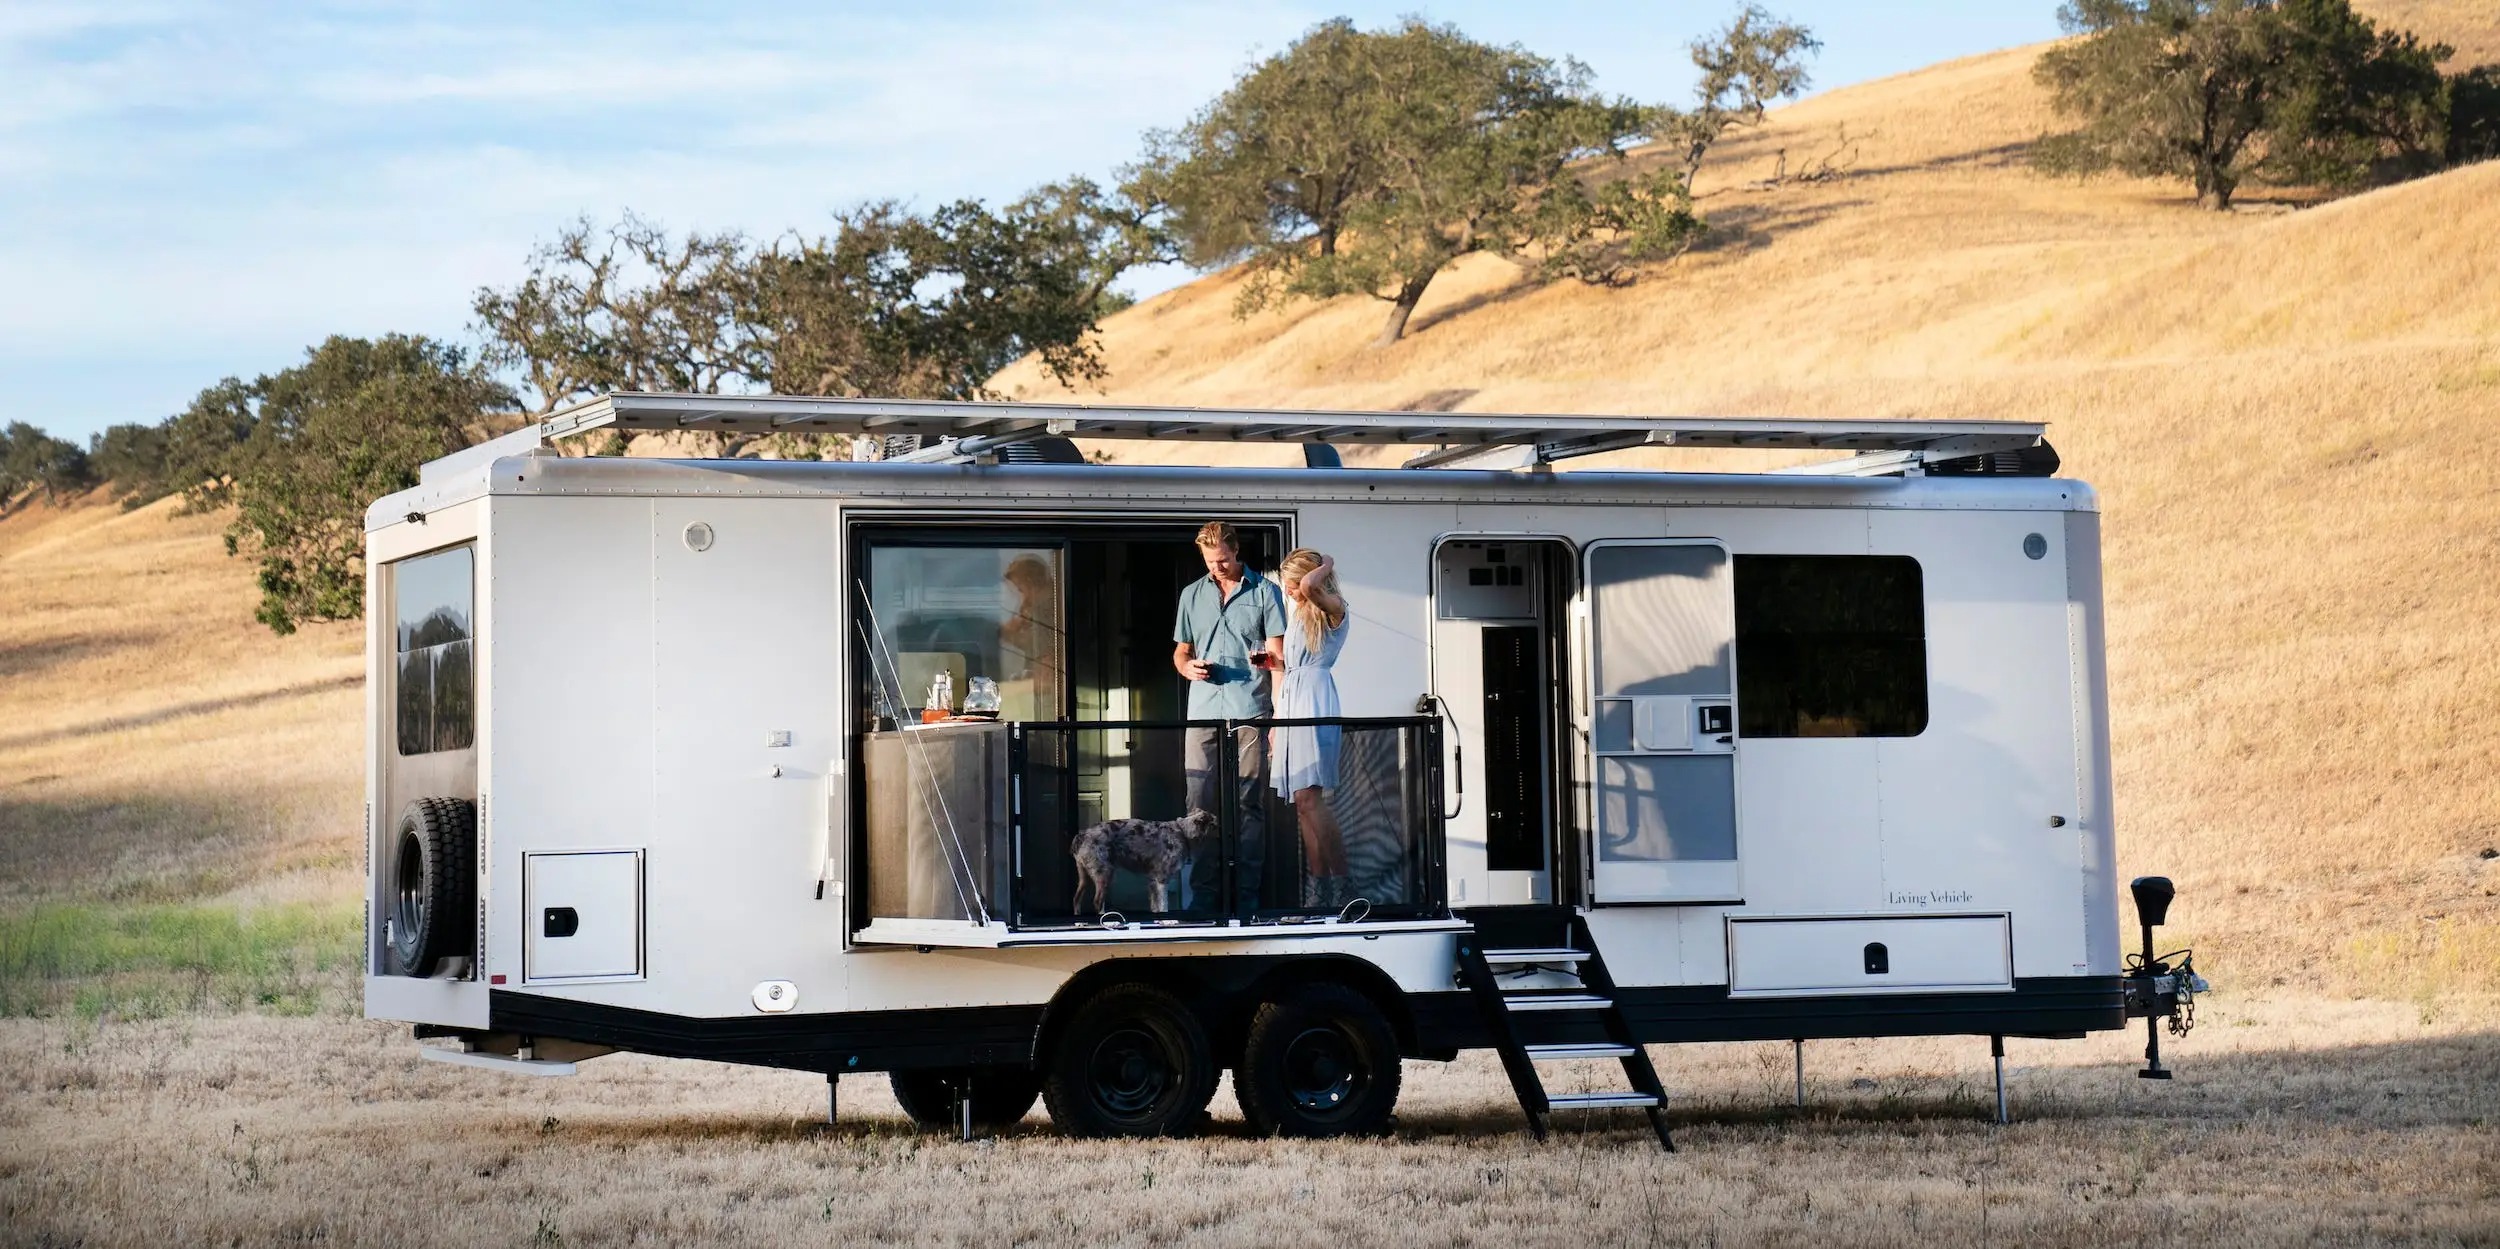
2, 995, 2493, 1247
994, 24, 2500, 994
2370, 0, 2500, 64
0, 495, 363, 907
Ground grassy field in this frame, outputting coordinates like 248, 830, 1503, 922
0, 900, 359, 1019
2, 995, 2492, 1247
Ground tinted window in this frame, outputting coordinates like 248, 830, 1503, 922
395, 546, 474, 755
1735, 555, 1926, 738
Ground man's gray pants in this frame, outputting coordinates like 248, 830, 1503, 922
1184, 724, 1266, 916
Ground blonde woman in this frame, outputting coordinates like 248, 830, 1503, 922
1272, 548, 1353, 908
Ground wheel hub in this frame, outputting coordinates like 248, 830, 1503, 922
1089, 1025, 1172, 1118
1283, 1025, 1363, 1114
391, 830, 425, 959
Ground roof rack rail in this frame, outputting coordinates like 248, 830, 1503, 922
538, 393, 2044, 474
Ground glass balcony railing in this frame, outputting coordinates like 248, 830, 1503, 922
861, 716, 1447, 931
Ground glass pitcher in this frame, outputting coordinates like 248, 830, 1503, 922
963, 675, 1002, 718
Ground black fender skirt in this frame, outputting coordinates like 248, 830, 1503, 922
485, 976, 2123, 1076
488, 990, 1043, 1076
1408, 976, 2127, 1055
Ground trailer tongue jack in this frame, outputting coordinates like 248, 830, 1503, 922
2122, 876, 2207, 1080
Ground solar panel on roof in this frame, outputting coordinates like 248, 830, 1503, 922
538, 392, 2045, 469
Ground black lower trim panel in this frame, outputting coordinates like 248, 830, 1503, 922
484, 977, 2121, 1076
489, 990, 1041, 1075
1410, 976, 2125, 1053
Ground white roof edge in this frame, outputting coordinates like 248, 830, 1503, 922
536, 391, 2046, 457
419, 423, 546, 484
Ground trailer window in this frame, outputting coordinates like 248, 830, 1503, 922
1734, 555, 1926, 738
861, 543, 1066, 722
393, 545, 474, 755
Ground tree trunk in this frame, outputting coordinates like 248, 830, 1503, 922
1375, 272, 1436, 347
2192, 157, 2235, 211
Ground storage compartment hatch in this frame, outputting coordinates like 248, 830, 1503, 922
1728, 915, 2011, 996
524, 850, 644, 982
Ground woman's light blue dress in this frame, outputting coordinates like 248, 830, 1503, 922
1272, 605, 1347, 795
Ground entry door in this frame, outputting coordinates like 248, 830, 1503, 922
1583, 540, 1742, 903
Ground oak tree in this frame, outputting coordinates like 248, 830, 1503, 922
0, 422, 94, 511
473, 191, 1143, 429
2035, 0, 2478, 209
1135, 11, 1815, 346
219, 335, 514, 634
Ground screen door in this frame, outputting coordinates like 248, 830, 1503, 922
1584, 540, 1741, 903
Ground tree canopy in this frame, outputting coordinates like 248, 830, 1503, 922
473, 187, 1150, 424
213, 335, 514, 634
1133, 10, 1815, 345
0, 423, 94, 511
2034, 0, 2487, 209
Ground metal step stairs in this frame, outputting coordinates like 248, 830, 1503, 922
1454, 910, 1674, 1151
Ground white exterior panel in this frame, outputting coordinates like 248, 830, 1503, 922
482, 496, 656, 996
1294, 500, 1451, 722
2066, 510, 2124, 976
1869, 510, 2084, 981
646, 497, 847, 1016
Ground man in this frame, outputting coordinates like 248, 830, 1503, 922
1172, 520, 1287, 916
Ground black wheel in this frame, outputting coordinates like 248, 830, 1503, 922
1234, 982, 1401, 1138
386, 797, 475, 978
889, 1066, 1044, 1133
1041, 983, 1217, 1138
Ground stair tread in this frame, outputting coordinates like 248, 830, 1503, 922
1524, 1043, 1637, 1060
1503, 993, 1612, 1011
1545, 1091, 1662, 1109
1481, 947, 1592, 963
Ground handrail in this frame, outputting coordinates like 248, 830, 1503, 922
1004, 715, 1435, 732
1000, 715, 1449, 929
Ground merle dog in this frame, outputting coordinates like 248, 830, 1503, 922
1070, 808, 1221, 915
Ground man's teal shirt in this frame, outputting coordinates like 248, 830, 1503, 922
1173, 567, 1287, 720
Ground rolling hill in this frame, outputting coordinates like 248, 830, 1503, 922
5, 10, 2496, 999
991, 20, 2500, 990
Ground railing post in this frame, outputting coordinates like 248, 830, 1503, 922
1217, 719, 1238, 923
1422, 717, 1448, 912
1006, 724, 1023, 927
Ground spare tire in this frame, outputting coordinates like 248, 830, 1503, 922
387, 797, 476, 977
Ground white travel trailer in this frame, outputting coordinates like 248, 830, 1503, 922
365, 393, 2199, 1146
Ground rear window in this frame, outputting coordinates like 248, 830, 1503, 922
394, 546, 474, 755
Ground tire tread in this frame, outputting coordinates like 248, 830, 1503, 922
1041, 982, 1216, 1138
1235, 981, 1401, 1138
389, 797, 475, 977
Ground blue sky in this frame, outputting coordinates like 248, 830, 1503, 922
0, 2, 2059, 442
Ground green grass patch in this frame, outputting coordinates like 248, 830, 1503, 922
0, 899, 362, 1019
